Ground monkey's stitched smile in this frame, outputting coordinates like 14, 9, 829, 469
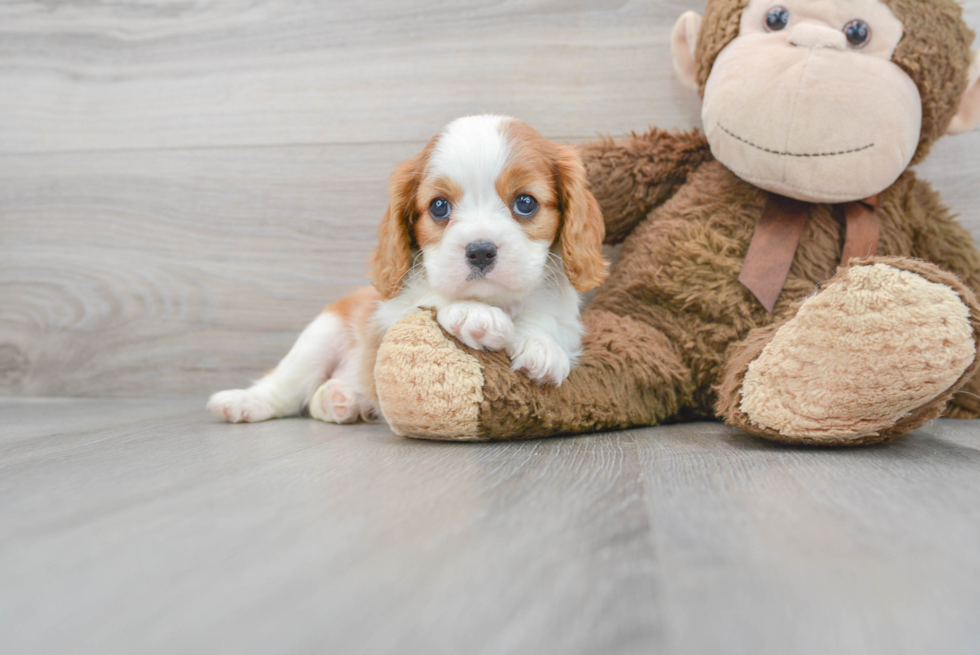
718, 124, 875, 158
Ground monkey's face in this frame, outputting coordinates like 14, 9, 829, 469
701, 0, 921, 203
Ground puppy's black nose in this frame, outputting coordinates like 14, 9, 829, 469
465, 241, 497, 270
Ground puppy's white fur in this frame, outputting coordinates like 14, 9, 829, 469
209, 115, 606, 424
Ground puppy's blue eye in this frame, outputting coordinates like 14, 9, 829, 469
429, 197, 451, 220
513, 194, 539, 217
765, 6, 790, 31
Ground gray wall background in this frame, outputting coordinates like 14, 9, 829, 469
1, 0, 979, 398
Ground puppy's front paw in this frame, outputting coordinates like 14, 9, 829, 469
508, 332, 573, 386
207, 389, 276, 423
437, 302, 514, 351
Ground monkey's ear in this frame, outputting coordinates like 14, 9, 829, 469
948, 50, 980, 135
671, 11, 702, 92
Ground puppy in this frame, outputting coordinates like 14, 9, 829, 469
208, 114, 607, 424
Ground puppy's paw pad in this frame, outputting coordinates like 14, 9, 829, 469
437, 302, 514, 351
509, 334, 573, 386
207, 389, 276, 423
311, 380, 359, 424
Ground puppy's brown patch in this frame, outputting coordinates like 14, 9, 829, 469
501, 119, 608, 291
324, 286, 384, 405
415, 176, 464, 248
370, 134, 441, 299
325, 286, 382, 332
498, 120, 562, 244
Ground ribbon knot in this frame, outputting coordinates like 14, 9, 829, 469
738, 194, 880, 313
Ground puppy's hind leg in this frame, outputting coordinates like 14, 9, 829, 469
208, 312, 348, 423
309, 356, 374, 424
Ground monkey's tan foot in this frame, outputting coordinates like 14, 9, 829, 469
374, 310, 487, 440
718, 257, 980, 446
310, 379, 360, 424
942, 359, 980, 419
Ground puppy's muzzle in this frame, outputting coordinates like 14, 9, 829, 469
465, 241, 497, 276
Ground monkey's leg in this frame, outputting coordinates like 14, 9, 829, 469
943, 371, 980, 419
716, 257, 980, 446
374, 308, 695, 441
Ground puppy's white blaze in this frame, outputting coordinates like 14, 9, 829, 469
429, 115, 511, 205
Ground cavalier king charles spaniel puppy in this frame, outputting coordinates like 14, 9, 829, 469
208, 114, 607, 424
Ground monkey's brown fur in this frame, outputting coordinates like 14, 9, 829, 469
373, 0, 980, 445
470, 151, 980, 441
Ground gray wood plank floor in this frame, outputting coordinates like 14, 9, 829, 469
3, 398, 979, 655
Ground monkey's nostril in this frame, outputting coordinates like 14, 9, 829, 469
465, 241, 497, 269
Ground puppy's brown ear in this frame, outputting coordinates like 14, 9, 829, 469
369, 150, 425, 300
555, 144, 608, 292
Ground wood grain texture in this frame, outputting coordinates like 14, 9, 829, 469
0, 0, 703, 153
0, 0, 979, 397
2, 398, 979, 655
0, 143, 416, 396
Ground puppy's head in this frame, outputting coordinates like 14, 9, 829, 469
370, 115, 608, 301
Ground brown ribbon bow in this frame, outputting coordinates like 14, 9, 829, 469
738, 194, 880, 313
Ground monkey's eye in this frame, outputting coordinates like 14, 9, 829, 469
429, 197, 451, 220
843, 19, 871, 48
764, 6, 790, 31
513, 194, 539, 217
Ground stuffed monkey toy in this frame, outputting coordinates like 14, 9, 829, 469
372, 0, 980, 445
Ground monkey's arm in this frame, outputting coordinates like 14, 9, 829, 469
906, 178, 980, 417
578, 128, 712, 244
908, 179, 980, 294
